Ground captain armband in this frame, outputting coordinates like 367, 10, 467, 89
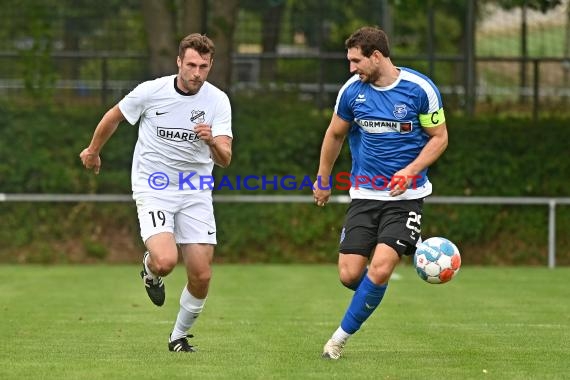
419, 107, 446, 127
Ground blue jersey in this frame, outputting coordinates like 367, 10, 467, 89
335, 67, 445, 198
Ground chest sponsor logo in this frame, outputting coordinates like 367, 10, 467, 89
355, 119, 413, 134
157, 127, 200, 142
190, 110, 206, 124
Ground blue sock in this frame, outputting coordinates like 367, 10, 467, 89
340, 275, 388, 334
344, 267, 368, 291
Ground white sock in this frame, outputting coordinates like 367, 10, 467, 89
331, 326, 351, 344
144, 253, 158, 279
170, 287, 206, 341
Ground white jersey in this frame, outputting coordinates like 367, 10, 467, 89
119, 75, 232, 195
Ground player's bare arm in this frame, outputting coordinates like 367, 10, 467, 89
313, 114, 350, 206
390, 122, 448, 196
209, 136, 232, 168
194, 124, 232, 168
79, 104, 125, 174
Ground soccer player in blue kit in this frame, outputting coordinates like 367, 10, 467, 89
313, 26, 449, 359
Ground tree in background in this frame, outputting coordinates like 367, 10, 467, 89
141, 0, 209, 77
141, 0, 237, 91
0, 0, 62, 101
59, 0, 137, 77
0, 0, 144, 103
1, 0, 565, 101
141, 0, 179, 77
240, 0, 287, 82
207, 0, 239, 90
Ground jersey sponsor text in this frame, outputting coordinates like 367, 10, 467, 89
355, 119, 413, 133
157, 127, 200, 142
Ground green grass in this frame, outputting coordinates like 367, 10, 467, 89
477, 25, 566, 57
0, 264, 568, 379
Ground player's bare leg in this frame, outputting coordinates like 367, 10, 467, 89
140, 232, 178, 306
338, 253, 368, 290
168, 243, 213, 352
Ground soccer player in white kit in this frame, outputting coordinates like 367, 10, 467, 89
79, 34, 233, 352
314, 26, 448, 360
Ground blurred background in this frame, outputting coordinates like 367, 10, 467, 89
0, 0, 568, 266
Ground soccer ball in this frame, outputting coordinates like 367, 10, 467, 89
413, 237, 461, 284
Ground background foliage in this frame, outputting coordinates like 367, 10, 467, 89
0, 0, 568, 266
0, 95, 568, 265
1, 0, 568, 114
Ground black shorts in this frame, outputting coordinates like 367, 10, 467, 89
339, 198, 423, 257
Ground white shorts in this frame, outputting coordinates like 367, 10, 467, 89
134, 191, 216, 245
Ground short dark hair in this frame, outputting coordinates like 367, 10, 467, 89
179, 33, 215, 59
345, 26, 390, 58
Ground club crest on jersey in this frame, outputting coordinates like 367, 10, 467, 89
190, 110, 206, 124
393, 104, 408, 119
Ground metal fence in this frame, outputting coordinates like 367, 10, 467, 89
0, 1, 569, 117
0, 51, 566, 119
1, 193, 569, 269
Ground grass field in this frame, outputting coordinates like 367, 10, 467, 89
1, 264, 568, 379
478, 24, 566, 57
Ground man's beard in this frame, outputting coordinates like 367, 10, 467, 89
360, 71, 379, 84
